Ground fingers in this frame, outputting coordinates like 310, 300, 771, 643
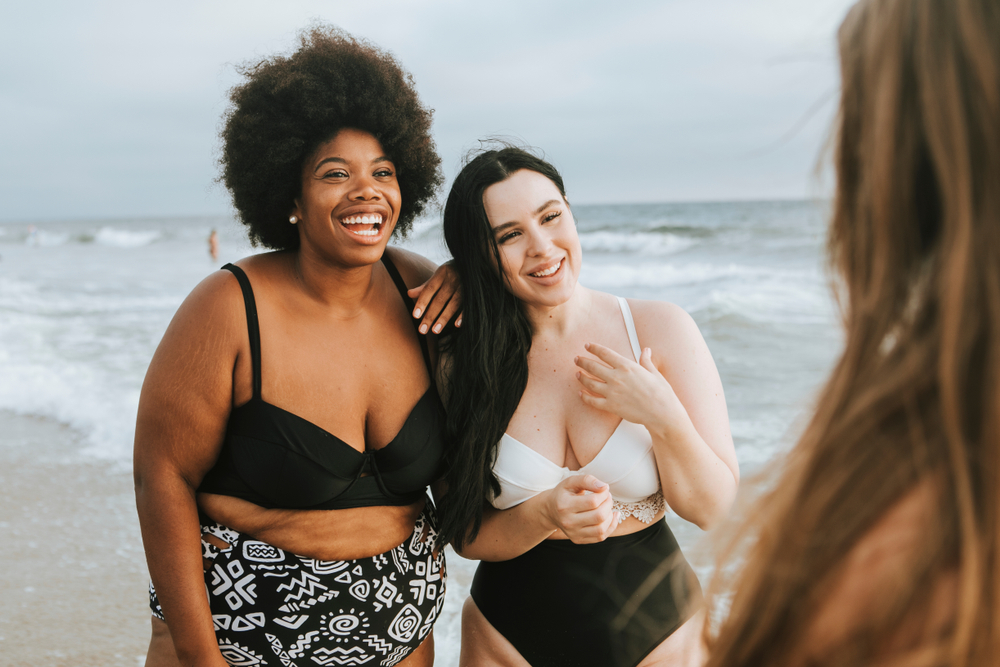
418, 292, 457, 334
563, 493, 616, 544
584, 342, 629, 366
578, 390, 607, 410
561, 474, 608, 494
576, 372, 607, 397
548, 476, 620, 543
574, 354, 614, 380
409, 264, 463, 334
427, 293, 462, 334
410, 280, 444, 328
639, 347, 659, 373
406, 284, 424, 301
600, 510, 621, 540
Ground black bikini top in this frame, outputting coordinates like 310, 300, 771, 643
197, 256, 446, 510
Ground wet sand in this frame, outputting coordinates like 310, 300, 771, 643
0, 411, 150, 667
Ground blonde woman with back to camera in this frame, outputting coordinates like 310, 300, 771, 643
707, 0, 1000, 665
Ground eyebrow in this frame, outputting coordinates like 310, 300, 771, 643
492, 199, 562, 235
313, 155, 392, 173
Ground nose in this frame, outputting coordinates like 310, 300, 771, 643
524, 225, 554, 257
349, 173, 380, 201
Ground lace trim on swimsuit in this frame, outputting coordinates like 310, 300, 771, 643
614, 489, 666, 524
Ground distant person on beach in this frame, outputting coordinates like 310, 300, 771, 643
134, 28, 460, 667
706, 0, 1000, 665
207, 229, 218, 261
436, 147, 738, 667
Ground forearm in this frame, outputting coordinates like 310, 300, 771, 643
650, 417, 738, 529
197, 493, 424, 561
136, 474, 225, 666
456, 496, 557, 562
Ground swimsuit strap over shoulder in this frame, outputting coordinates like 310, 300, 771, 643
222, 263, 262, 398
381, 254, 434, 376
616, 296, 642, 361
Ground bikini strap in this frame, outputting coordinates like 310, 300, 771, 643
222, 264, 262, 399
616, 296, 642, 362
381, 254, 434, 375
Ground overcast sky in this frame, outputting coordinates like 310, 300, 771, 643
0, 0, 856, 222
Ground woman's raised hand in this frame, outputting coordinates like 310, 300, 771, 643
407, 261, 462, 334
575, 342, 686, 431
543, 474, 619, 544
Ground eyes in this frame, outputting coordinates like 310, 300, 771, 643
320, 167, 395, 180
498, 210, 562, 244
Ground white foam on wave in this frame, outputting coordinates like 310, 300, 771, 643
0, 336, 140, 463
582, 261, 834, 325
0, 275, 175, 464
94, 227, 162, 248
702, 282, 834, 326
579, 230, 695, 255
581, 261, 768, 288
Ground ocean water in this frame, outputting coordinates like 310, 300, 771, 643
0, 200, 841, 664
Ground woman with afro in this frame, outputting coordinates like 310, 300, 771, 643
135, 27, 457, 667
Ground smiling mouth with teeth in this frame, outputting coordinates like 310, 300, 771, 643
530, 259, 562, 278
340, 213, 384, 237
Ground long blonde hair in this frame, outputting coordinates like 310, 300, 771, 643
707, 0, 1000, 664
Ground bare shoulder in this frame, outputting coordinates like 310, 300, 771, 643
165, 267, 246, 340
622, 298, 705, 354
384, 245, 437, 289
144, 266, 249, 393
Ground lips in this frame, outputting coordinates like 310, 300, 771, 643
529, 258, 563, 278
339, 213, 384, 237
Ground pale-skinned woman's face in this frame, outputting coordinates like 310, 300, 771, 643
482, 169, 581, 308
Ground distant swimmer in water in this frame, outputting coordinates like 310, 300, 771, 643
27, 224, 37, 246
207, 229, 218, 261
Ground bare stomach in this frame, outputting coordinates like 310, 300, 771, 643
196, 492, 426, 561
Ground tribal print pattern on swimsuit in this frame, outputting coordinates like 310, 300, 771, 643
150, 506, 446, 667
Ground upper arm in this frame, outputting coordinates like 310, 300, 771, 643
632, 300, 738, 482
384, 245, 437, 288
133, 270, 246, 489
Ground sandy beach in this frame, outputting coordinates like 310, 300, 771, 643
0, 411, 150, 666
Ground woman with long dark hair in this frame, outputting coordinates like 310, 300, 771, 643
436, 147, 739, 667
706, 0, 1000, 665
135, 28, 459, 667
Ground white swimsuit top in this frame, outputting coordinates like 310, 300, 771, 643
490, 297, 667, 524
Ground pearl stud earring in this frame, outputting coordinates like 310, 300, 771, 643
289, 215, 298, 224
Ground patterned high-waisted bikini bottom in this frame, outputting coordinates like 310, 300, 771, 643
149, 505, 446, 667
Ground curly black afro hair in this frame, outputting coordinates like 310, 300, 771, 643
219, 26, 443, 250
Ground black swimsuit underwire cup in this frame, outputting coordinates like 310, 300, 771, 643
198, 257, 446, 509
